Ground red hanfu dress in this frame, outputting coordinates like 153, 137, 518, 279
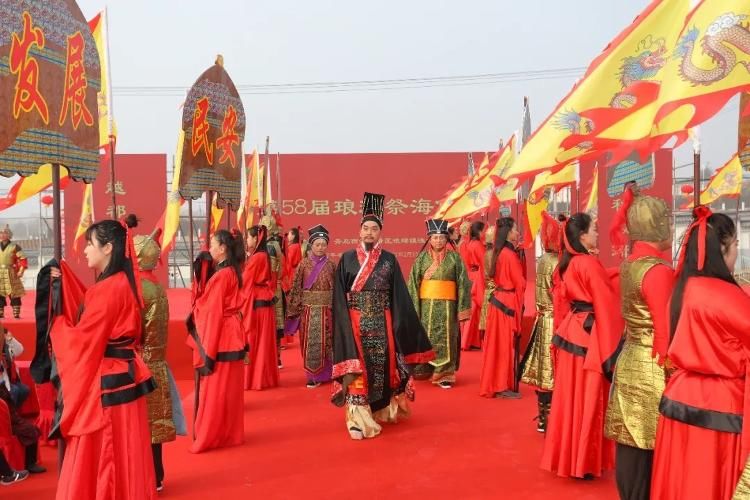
242, 251, 279, 390
541, 254, 623, 478
53, 271, 156, 500
479, 245, 526, 396
186, 265, 246, 453
651, 277, 750, 500
462, 239, 486, 350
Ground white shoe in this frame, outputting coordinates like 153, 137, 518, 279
348, 427, 364, 440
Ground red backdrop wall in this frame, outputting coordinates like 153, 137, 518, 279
64, 154, 168, 286
251, 152, 470, 272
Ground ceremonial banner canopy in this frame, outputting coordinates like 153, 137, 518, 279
506, 0, 689, 181
178, 57, 245, 208
0, 0, 100, 180
433, 135, 517, 221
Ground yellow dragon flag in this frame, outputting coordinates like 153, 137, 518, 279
433, 153, 489, 219
434, 136, 517, 221
160, 131, 185, 254
572, 1, 750, 159
507, 0, 689, 182
73, 182, 94, 252
521, 197, 549, 249
685, 153, 743, 208
88, 11, 117, 148
246, 149, 262, 228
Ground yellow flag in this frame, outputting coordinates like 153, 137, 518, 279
585, 164, 599, 214
210, 198, 225, 233
507, 0, 689, 181
73, 183, 94, 252
529, 163, 577, 200
434, 136, 517, 220
161, 131, 185, 254
246, 149, 261, 228
522, 197, 549, 249
88, 11, 116, 147
686, 153, 743, 208
0, 164, 71, 211
573, 1, 750, 160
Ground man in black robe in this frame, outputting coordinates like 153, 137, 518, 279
331, 192, 434, 440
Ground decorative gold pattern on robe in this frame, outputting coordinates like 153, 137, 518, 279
268, 240, 285, 330
140, 279, 176, 444
521, 251, 557, 391
478, 248, 495, 331
604, 256, 666, 449
733, 458, 750, 500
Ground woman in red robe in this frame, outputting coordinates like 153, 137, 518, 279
283, 227, 304, 336
651, 208, 750, 500
186, 230, 247, 453
462, 221, 486, 351
479, 217, 525, 398
50, 217, 157, 500
242, 225, 279, 390
541, 212, 622, 479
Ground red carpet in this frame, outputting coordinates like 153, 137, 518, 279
9, 343, 617, 499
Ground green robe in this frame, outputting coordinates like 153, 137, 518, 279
407, 249, 471, 376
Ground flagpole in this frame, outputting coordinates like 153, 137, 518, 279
104, 7, 117, 214
263, 136, 270, 210
276, 152, 281, 212
188, 199, 194, 265
205, 191, 213, 245
38, 194, 43, 271
52, 164, 62, 261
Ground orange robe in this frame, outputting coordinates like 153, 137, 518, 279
479, 245, 526, 396
242, 252, 279, 390
186, 265, 246, 453
52, 271, 156, 500
541, 254, 622, 478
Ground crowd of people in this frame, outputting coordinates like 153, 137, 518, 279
1, 187, 750, 499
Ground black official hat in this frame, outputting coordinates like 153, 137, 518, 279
426, 219, 449, 235
308, 224, 329, 243
361, 192, 385, 228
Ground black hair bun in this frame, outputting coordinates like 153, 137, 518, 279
124, 214, 139, 229
557, 214, 568, 222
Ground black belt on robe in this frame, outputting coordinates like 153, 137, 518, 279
659, 395, 742, 434
186, 314, 249, 376
100, 337, 156, 407
551, 301, 594, 358
489, 295, 515, 317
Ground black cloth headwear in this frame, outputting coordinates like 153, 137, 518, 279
425, 219, 449, 235
361, 192, 385, 228
308, 224, 329, 243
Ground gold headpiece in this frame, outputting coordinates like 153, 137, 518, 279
133, 228, 161, 271
260, 213, 279, 235
0, 225, 12, 239
484, 224, 496, 244
627, 193, 671, 243
459, 220, 471, 236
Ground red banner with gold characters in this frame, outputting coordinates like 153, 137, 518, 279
178, 57, 245, 208
64, 154, 168, 286
0, 0, 100, 180
245, 152, 466, 271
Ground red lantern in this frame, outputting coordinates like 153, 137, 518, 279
41, 195, 53, 206
680, 185, 694, 195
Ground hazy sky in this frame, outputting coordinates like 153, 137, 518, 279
0, 0, 739, 216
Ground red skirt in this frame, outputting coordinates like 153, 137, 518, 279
244, 305, 279, 390
651, 415, 743, 500
57, 397, 156, 500
191, 360, 244, 453
541, 349, 614, 478
479, 302, 515, 397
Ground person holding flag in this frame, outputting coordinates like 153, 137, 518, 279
604, 185, 673, 500
0, 227, 26, 319
479, 217, 526, 399
520, 212, 566, 433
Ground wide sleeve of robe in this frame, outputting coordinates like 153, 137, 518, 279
406, 252, 428, 318
578, 256, 624, 380
455, 252, 472, 321
286, 260, 306, 318
644, 263, 676, 361
187, 267, 238, 374
331, 252, 363, 378
390, 256, 435, 364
